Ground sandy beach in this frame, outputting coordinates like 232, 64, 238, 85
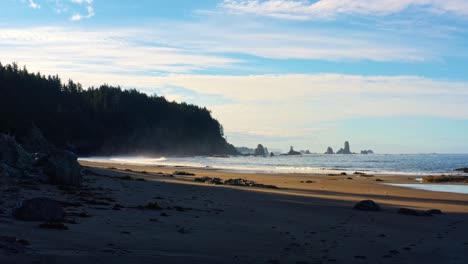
1, 161, 467, 264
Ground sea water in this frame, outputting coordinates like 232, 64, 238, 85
80, 154, 468, 176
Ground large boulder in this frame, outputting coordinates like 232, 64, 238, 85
38, 150, 82, 186
353, 200, 381, 211
12, 197, 64, 221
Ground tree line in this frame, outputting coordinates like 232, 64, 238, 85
0, 62, 237, 156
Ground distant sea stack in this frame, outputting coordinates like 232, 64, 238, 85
325, 147, 334, 154
360, 150, 374, 154
287, 146, 302, 155
334, 141, 352, 154
254, 144, 268, 156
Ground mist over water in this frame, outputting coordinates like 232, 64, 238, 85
80, 154, 468, 175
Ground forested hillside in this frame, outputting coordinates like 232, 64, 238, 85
0, 62, 237, 156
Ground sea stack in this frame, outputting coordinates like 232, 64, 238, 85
254, 144, 268, 156
287, 146, 301, 155
336, 141, 351, 154
325, 147, 334, 154
344, 141, 351, 154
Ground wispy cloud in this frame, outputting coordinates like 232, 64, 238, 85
221, 0, 468, 20
71, 5, 95, 21
70, 0, 95, 21
28, 0, 40, 9
0, 27, 241, 76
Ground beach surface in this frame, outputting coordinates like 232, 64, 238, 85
1, 160, 467, 263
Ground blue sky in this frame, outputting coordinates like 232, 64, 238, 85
2, 0, 468, 153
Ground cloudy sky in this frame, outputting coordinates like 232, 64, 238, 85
2, 0, 468, 153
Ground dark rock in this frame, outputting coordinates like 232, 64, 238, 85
39, 221, 68, 230
343, 141, 351, 154
0, 134, 35, 183
0, 134, 33, 168
144, 202, 162, 210
427, 209, 443, 214
287, 146, 301, 155
353, 200, 381, 211
254, 144, 268, 156
13, 198, 64, 221
454, 167, 468, 173
194, 177, 223, 184
336, 148, 344, 154
173, 171, 195, 176
340, 172, 347, 175
361, 150, 374, 154
325, 147, 334, 154
398, 208, 432, 216
38, 150, 82, 186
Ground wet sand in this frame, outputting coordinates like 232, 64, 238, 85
1, 160, 467, 263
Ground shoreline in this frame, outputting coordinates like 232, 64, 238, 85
78, 157, 468, 177
2, 160, 467, 263
80, 160, 468, 212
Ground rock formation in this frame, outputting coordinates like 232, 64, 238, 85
254, 144, 268, 156
335, 141, 351, 154
454, 168, 468, 173
37, 150, 82, 186
343, 141, 351, 154
0, 134, 34, 183
325, 147, 334, 154
361, 150, 374, 154
287, 146, 301, 155
1, 130, 82, 186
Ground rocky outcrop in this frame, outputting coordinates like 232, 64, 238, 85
353, 200, 381, 211
287, 146, 301, 155
0, 134, 33, 169
343, 141, 351, 154
12, 197, 64, 221
254, 144, 268, 156
397, 208, 442, 216
0, 134, 35, 182
361, 150, 374, 154
37, 150, 82, 186
335, 141, 352, 154
325, 147, 334, 154
454, 168, 468, 173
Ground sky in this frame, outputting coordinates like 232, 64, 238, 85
1, 0, 468, 153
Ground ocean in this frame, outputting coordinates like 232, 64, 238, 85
80, 153, 468, 176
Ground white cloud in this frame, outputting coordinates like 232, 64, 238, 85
70, 2, 95, 21
28, 0, 40, 9
221, 0, 468, 20
0, 27, 240, 76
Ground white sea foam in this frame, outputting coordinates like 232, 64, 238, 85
78, 155, 467, 176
